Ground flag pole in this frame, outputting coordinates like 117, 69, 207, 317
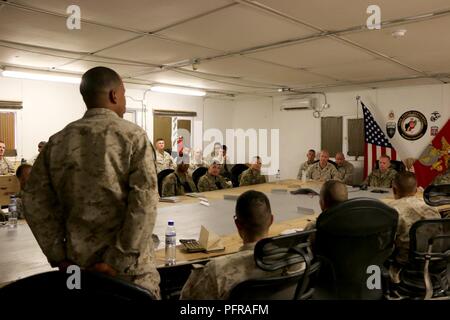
356, 95, 361, 118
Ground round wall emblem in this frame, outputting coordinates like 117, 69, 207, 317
397, 110, 427, 141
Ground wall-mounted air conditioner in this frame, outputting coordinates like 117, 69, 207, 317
281, 98, 316, 111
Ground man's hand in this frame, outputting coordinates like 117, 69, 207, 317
90, 262, 118, 277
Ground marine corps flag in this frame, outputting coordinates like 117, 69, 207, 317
413, 119, 450, 187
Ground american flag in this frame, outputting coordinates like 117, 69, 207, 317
361, 101, 397, 178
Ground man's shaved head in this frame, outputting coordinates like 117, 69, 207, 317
393, 172, 417, 199
320, 180, 348, 211
79, 67, 126, 117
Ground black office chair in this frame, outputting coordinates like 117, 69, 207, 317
158, 260, 210, 300
231, 164, 249, 187
313, 159, 337, 169
374, 160, 405, 172
192, 166, 208, 188
157, 168, 175, 197
396, 219, 450, 299
424, 184, 450, 207
0, 270, 156, 303
229, 230, 320, 300
314, 198, 398, 300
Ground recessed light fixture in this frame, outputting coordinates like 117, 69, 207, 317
391, 29, 407, 38
150, 85, 206, 97
1, 70, 81, 84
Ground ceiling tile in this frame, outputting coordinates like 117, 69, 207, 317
0, 44, 80, 69
10, 0, 234, 32
192, 56, 337, 86
99, 36, 221, 66
255, 0, 450, 30
344, 15, 450, 73
158, 4, 316, 51
308, 59, 419, 82
0, 6, 136, 52
246, 38, 376, 69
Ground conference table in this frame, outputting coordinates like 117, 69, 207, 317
0, 179, 443, 286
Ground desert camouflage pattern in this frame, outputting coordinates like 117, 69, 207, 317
22, 108, 160, 298
180, 243, 304, 300
161, 172, 198, 197
297, 160, 315, 180
0, 158, 14, 175
336, 161, 354, 185
156, 150, 175, 173
306, 162, 339, 181
364, 167, 397, 188
389, 196, 441, 265
239, 168, 267, 186
197, 172, 231, 192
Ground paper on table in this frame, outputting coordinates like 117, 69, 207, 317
198, 225, 225, 252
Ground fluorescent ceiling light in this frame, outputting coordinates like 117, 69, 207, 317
151, 85, 206, 97
1, 70, 81, 84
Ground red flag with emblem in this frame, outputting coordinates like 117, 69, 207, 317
413, 119, 450, 187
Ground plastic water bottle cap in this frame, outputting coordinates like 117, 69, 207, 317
168, 220, 174, 226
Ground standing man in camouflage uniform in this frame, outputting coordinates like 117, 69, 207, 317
22, 67, 161, 298
363, 155, 397, 188
0, 140, 14, 175
335, 152, 354, 185
239, 156, 266, 186
297, 149, 316, 180
388, 172, 440, 283
305, 150, 339, 181
181, 190, 302, 299
197, 161, 231, 192
162, 159, 197, 197
155, 138, 175, 173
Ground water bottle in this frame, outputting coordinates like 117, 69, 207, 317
165, 220, 176, 266
302, 169, 307, 183
275, 169, 281, 184
8, 195, 18, 228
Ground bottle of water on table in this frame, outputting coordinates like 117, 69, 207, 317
8, 195, 18, 228
165, 220, 176, 266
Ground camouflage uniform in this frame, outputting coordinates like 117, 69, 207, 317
432, 168, 450, 185
297, 160, 315, 180
22, 108, 161, 299
364, 168, 397, 188
180, 242, 304, 300
197, 173, 231, 192
161, 172, 198, 197
305, 162, 339, 181
156, 150, 175, 173
15, 190, 25, 219
0, 158, 14, 175
239, 168, 267, 186
390, 196, 441, 265
336, 161, 354, 185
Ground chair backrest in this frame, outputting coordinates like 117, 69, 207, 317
397, 218, 450, 298
0, 270, 155, 302
374, 160, 405, 172
229, 230, 320, 300
157, 168, 175, 196
231, 164, 249, 187
409, 218, 450, 260
315, 197, 398, 299
192, 166, 208, 188
424, 184, 450, 207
